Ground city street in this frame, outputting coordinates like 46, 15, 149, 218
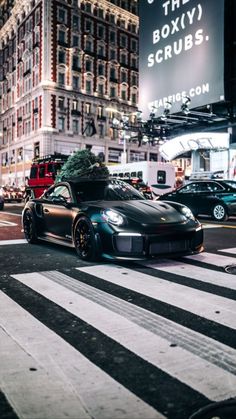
0, 204, 236, 419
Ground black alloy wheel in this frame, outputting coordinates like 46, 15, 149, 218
23, 210, 38, 243
74, 216, 101, 261
212, 203, 228, 221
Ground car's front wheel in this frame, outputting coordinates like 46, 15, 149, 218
212, 203, 228, 221
74, 216, 101, 261
23, 210, 38, 243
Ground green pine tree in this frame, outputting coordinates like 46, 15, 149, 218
57, 149, 109, 181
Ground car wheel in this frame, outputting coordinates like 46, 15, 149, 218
74, 216, 101, 261
23, 210, 38, 243
212, 203, 228, 221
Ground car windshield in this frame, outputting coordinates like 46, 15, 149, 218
74, 179, 145, 202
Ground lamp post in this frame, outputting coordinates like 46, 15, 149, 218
106, 107, 137, 163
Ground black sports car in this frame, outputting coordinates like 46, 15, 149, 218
158, 179, 236, 221
22, 178, 204, 261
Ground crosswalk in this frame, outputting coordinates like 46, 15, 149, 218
1, 248, 236, 419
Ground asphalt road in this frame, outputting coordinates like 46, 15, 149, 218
0, 203, 236, 419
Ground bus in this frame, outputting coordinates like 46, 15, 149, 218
107, 161, 176, 197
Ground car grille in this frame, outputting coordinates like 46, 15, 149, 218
149, 239, 189, 255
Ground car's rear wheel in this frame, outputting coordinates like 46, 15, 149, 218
74, 216, 101, 261
23, 210, 38, 243
212, 203, 228, 221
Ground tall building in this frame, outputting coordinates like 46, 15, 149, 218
0, 0, 159, 186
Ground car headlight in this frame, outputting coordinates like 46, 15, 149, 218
181, 206, 195, 220
101, 209, 125, 226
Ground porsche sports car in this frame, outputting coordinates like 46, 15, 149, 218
22, 177, 204, 261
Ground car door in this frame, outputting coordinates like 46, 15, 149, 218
167, 183, 202, 215
42, 185, 74, 242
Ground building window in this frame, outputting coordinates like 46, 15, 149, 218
131, 39, 138, 52
72, 55, 80, 70
58, 97, 65, 110
86, 80, 92, 94
98, 63, 104, 76
72, 99, 79, 110
98, 84, 104, 95
58, 116, 65, 131
131, 56, 138, 68
85, 2, 92, 13
58, 50, 66, 64
85, 103, 91, 114
120, 53, 127, 65
58, 72, 65, 85
110, 67, 117, 81
121, 90, 127, 100
72, 119, 79, 133
121, 71, 127, 83
98, 25, 105, 39
98, 123, 104, 137
85, 39, 93, 52
110, 49, 116, 60
98, 8, 104, 19
97, 45, 105, 57
120, 34, 127, 48
131, 93, 137, 104
58, 8, 67, 23
72, 35, 79, 47
72, 76, 80, 90
109, 13, 115, 24
110, 30, 116, 44
59, 30, 66, 43
85, 60, 92, 72
110, 86, 116, 98
72, 15, 79, 31
85, 19, 93, 35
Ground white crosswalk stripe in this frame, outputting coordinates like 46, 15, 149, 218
1, 249, 236, 418
77, 264, 236, 329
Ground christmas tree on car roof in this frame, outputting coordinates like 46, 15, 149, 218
57, 149, 109, 181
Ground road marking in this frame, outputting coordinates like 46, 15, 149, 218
0, 220, 17, 227
0, 289, 162, 419
11, 270, 236, 402
141, 259, 236, 290
219, 247, 236, 255
185, 252, 236, 267
77, 264, 236, 330
202, 223, 223, 229
0, 239, 27, 245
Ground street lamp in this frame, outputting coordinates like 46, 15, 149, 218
106, 107, 138, 163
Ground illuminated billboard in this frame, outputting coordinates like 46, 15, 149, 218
139, 0, 225, 119
159, 132, 230, 161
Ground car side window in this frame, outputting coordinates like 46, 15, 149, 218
206, 182, 224, 192
178, 183, 197, 193
46, 185, 72, 202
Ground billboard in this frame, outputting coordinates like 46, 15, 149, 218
159, 132, 230, 161
139, 0, 225, 119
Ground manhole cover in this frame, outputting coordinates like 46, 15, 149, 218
225, 264, 236, 274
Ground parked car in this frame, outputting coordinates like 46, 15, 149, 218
158, 179, 236, 221
3, 186, 24, 202
0, 186, 5, 210
22, 177, 203, 261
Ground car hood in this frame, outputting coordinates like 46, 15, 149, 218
89, 200, 187, 224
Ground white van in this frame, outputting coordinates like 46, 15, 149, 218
108, 161, 176, 196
